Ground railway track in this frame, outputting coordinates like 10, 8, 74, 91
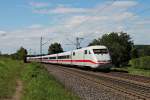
46, 65, 150, 100
105, 72, 150, 84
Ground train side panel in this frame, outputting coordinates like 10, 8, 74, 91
83, 49, 97, 68
57, 51, 72, 65
71, 49, 84, 66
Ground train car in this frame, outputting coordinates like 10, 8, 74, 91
27, 45, 112, 69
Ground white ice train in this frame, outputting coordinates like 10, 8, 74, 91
27, 45, 112, 69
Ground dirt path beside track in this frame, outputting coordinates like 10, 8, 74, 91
12, 80, 23, 100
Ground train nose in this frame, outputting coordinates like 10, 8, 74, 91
96, 60, 112, 69
97, 60, 111, 64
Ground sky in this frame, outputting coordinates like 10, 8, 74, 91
0, 0, 150, 54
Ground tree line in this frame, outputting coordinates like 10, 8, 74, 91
1, 32, 149, 67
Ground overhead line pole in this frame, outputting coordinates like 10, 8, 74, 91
40, 36, 52, 63
40, 36, 42, 62
76, 37, 84, 49
65, 36, 84, 49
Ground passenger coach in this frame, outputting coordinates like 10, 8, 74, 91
27, 45, 112, 69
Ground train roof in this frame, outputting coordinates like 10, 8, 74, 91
83, 45, 107, 49
72, 45, 107, 51
56, 45, 107, 55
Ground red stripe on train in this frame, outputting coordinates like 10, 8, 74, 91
42, 59, 110, 64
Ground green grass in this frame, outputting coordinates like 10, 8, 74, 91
0, 57, 79, 100
111, 67, 150, 77
21, 62, 79, 100
0, 57, 21, 99
127, 67, 150, 77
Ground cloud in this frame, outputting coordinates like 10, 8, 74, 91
32, 0, 138, 15
111, 0, 138, 8
135, 20, 150, 25
64, 16, 88, 28
112, 12, 136, 22
14, 1, 142, 47
0, 31, 7, 37
29, 2, 49, 8
51, 6, 90, 14
33, 6, 90, 14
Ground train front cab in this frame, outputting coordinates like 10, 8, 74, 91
90, 47, 112, 69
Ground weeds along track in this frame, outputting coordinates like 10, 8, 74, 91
48, 65, 150, 100
104, 72, 150, 84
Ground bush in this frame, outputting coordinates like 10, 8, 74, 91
129, 56, 150, 70
140, 56, 150, 69
129, 58, 140, 68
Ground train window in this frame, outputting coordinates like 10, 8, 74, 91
58, 56, 61, 59
93, 49, 108, 54
67, 55, 70, 59
89, 51, 91, 54
49, 57, 56, 59
73, 52, 75, 56
84, 50, 87, 54
58, 55, 70, 59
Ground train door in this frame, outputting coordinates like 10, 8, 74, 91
72, 50, 84, 66
84, 49, 93, 66
83, 49, 86, 66
80, 50, 84, 66
76, 50, 84, 66
70, 51, 73, 65
72, 51, 76, 65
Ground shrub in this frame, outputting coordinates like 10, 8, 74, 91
130, 56, 150, 70
140, 56, 150, 70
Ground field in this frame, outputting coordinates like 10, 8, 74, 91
0, 57, 79, 100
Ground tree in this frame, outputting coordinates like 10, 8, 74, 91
11, 47, 27, 61
48, 42, 63, 54
89, 32, 133, 67
17, 47, 27, 60
135, 45, 150, 57
131, 47, 139, 59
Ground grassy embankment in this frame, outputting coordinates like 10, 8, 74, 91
0, 57, 21, 99
21, 62, 79, 100
112, 56, 150, 77
112, 67, 150, 77
0, 57, 79, 100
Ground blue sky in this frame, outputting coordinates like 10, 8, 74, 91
0, 0, 150, 54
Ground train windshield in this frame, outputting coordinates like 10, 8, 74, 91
93, 49, 108, 54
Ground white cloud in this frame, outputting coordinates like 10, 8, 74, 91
33, 9, 50, 14
64, 16, 88, 28
33, 6, 90, 14
32, 1, 138, 15
29, 2, 49, 8
0, 30, 7, 36
51, 6, 89, 14
111, 0, 138, 8
112, 12, 136, 21
135, 20, 150, 25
